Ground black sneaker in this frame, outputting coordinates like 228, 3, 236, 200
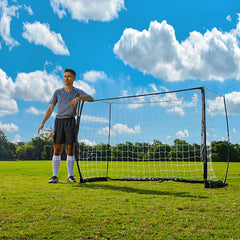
48, 176, 58, 183
67, 176, 77, 183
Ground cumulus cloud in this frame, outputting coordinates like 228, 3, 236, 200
22, 21, 70, 55
81, 115, 108, 123
114, 19, 240, 82
0, 0, 20, 50
167, 106, 185, 116
25, 106, 46, 115
113, 123, 140, 134
83, 70, 107, 83
176, 129, 189, 139
24, 4, 33, 15
0, 99, 18, 116
98, 123, 141, 135
25, 106, 57, 118
0, 68, 15, 98
207, 91, 240, 115
226, 15, 232, 22
79, 139, 96, 146
0, 67, 96, 117
14, 70, 63, 102
0, 67, 96, 104
0, 121, 18, 132
122, 84, 198, 116
74, 80, 96, 96
13, 134, 22, 143
0, 68, 18, 116
50, 0, 125, 22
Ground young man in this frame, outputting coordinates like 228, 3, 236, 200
38, 69, 93, 183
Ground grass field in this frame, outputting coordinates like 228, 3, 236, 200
0, 161, 239, 239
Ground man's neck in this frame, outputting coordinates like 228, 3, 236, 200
64, 85, 73, 92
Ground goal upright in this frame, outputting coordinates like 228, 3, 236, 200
76, 87, 229, 188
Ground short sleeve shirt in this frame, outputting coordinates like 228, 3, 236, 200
50, 87, 89, 119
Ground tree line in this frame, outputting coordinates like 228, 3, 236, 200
1, 129, 240, 161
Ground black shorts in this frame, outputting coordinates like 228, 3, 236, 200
54, 117, 77, 144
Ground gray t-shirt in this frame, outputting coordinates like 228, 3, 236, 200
50, 87, 89, 119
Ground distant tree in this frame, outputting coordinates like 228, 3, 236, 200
211, 141, 240, 162
0, 129, 17, 160
16, 143, 35, 160
41, 145, 53, 160
31, 137, 49, 160
6, 142, 17, 160
0, 129, 8, 160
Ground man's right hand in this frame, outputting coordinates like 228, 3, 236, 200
38, 125, 44, 134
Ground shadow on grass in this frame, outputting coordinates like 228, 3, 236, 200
73, 182, 208, 199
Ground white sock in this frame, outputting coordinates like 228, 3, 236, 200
52, 155, 61, 177
67, 155, 75, 177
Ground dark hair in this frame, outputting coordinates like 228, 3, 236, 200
64, 69, 76, 77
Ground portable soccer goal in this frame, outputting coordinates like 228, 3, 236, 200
75, 87, 230, 188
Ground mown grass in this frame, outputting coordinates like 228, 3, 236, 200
0, 161, 239, 239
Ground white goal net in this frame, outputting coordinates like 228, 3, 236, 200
76, 87, 229, 187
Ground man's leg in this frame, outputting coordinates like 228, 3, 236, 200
66, 143, 76, 182
49, 144, 62, 183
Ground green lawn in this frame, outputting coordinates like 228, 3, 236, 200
0, 161, 239, 239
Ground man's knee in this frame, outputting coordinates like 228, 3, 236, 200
66, 143, 75, 156
54, 144, 63, 156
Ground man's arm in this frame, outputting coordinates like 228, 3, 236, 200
38, 104, 55, 134
69, 95, 94, 108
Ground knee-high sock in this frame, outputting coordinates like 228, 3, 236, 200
52, 155, 61, 177
67, 155, 75, 177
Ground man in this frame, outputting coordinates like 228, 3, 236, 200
38, 69, 93, 183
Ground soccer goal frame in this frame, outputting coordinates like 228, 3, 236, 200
75, 87, 230, 188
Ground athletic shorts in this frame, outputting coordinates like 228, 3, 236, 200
54, 117, 77, 144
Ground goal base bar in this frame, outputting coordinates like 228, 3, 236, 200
204, 180, 228, 188
79, 177, 227, 188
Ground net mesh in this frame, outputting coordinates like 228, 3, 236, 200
77, 88, 227, 183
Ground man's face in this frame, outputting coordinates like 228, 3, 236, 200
64, 72, 76, 85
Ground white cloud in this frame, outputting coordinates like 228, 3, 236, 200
167, 106, 185, 116
24, 4, 33, 15
0, 67, 96, 116
222, 91, 240, 115
226, 15, 232, 22
0, 68, 15, 98
176, 129, 189, 139
0, 99, 18, 116
79, 139, 96, 146
22, 21, 70, 55
98, 126, 112, 136
207, 95, 224, 115
25, 106, 47, 116
98, 123, 141, 135
83, 70, 107, 83
25, 106, 42, 115
81, 115, 108, 123
74, 80, 96, 96
0, 68, 18, 116
0, 0, 20, 50
113, 123, 140, 134
0, 121, 18, 132
12, 134, 22, 143
120, 84, 199, 116
50, 0, 125, 22
114, 19, 240, 82
14, 70, 63, 102
207, 91, 240, 115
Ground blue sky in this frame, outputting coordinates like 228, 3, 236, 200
0, 0, 240, 144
